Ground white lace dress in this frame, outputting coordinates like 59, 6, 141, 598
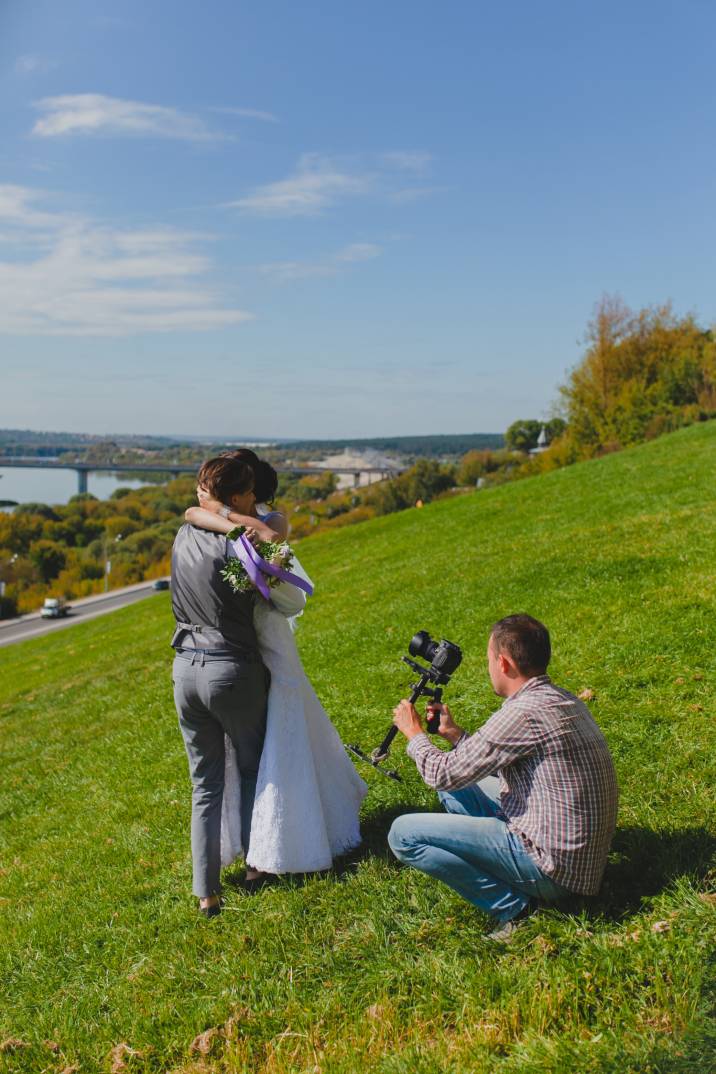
220, 568, 367, 874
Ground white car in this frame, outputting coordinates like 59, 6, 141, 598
40, 597, 70, 619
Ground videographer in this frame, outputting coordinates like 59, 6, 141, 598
388, 614, 618, 942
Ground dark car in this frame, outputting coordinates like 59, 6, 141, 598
152, 579, 170, 591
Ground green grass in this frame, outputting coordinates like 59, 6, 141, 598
1, 421, 715, 1074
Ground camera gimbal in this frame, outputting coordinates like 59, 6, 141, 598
346, 631, 462, 781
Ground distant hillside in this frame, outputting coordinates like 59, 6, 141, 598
283, 432, 504, 457
1, 428, 504, 458
0, 428, 188, 455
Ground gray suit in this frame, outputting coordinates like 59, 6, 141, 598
171, 524, 268, 897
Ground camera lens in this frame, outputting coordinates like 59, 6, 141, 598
409, 630, 437, 662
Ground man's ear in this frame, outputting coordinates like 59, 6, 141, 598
499, 651, 516, 677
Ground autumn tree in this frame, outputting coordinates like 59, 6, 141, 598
457, 449, 516, 485
544, 417, 567, 442
366, 459, 454, 515
561, 295, 716, 454
505, 420, 543, 453
29, 539, 67, 583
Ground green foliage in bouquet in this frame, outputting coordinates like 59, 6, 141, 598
220, 525, 294, 594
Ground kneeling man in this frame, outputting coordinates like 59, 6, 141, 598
389, 614, 618, 941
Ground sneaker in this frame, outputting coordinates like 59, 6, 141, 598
486, 901, 536, 943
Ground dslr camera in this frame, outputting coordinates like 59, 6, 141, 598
403, 631, 463, 732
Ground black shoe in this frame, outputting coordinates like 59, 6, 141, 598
199, 899, 222, 919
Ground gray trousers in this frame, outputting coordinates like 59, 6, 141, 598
173, 649, 268, 897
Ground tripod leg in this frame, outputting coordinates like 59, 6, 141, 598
372, 724, 399, 762
372, 678, 426, 761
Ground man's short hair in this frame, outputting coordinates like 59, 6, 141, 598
197, 456, 254, 504
490, 614, 551, 676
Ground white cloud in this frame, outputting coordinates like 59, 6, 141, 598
229, 150, 435, 217
259, 242, 381, 281
0, 185, 251, 336
15, 54, 56, 75
334, 242, 382, 263
32, 94, 226, 142
381, 151, 432, 172
229, 153, 374, 216
211, 106, 279, 123
0, 184, 76, 230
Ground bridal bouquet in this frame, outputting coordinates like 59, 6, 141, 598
221, 525, 294, 595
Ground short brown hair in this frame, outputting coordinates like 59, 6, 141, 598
197, 456, 254, 504
490, 614, 551, 676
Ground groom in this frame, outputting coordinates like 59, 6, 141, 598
171, 454, 269, 917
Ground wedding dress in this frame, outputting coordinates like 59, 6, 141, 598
220, 557, 368, 873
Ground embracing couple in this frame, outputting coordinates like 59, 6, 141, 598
170, 450, 367, 917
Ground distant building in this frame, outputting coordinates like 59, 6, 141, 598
530, 426, 549, 455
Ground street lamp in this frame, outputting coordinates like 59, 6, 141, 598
0, 554, 18, 617
103, 534, 123, 593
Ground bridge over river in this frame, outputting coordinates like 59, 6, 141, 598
0, 457, 403, 495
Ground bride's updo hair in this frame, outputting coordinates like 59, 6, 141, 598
222, 448, 278, 506
224, 447, 261, 470
253, 459, 279, 506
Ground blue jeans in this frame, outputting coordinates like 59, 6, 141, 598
388, 776, 571, 923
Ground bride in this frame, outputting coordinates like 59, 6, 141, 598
185, 453, 367, 881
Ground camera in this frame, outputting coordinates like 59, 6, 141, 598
402, 630, 463, 733
408, 631, 463, 683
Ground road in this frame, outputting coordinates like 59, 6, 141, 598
0, 580, 169, 649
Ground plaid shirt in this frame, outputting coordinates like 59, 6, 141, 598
407, 676, 618, 895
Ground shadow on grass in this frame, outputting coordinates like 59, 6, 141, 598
364, 804, 425, 851
342, 816, 716, 922
589, 824, 716, 920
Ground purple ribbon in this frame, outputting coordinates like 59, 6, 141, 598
228, 534, 314, 600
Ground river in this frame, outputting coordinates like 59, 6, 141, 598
0, 467, 154, 508
0, 450, 398, 507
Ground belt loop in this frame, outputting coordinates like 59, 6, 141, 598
190, 650, 198, 667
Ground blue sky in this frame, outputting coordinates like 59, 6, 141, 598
1, 0, 715, 439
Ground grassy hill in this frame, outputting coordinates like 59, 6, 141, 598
1, 421, 715, 1074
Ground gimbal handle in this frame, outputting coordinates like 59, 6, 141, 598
371, 672, 433, 762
